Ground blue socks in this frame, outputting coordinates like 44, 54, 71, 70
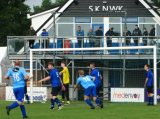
148, 97, 154, 105
51, 99, 55, 108
20, 105, 27, 117
55, 98, 61, 106
95, 98, 101, 105
9, 102, 19, 110
85, 99, 94, 108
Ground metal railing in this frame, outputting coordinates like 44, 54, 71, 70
7, 36, 160, 55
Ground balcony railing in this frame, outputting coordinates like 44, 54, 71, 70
7, 36, 160, 55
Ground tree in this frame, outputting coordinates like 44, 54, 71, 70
0, 0, 30, 46
33, 0, 67, 14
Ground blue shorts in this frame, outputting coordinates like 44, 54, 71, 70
84, 86, 97, 97
13, 87, 25, 102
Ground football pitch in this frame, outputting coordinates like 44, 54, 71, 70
0, 101, 160, 119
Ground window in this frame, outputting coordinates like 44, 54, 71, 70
109, 24, 121, 36
139, 17, 156, 23
139, 24, 155, 34
57, 17, 74, 23
122, 24, 138, 34
75, 17, 91, 23
58, 24, 74, 37
109, 17, 121, 23
122, 17, 138, 23
92, 17, 103, 23
75, 24, 91, 36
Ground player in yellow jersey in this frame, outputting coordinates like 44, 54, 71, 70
59, 61, 70, 104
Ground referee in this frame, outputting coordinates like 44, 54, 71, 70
144, 64, 154, 106
59, 61, 70, 104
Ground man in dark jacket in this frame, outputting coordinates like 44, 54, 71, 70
105, 27, 114, 47
28, 26, 36, 48
123, 27, 131, 46
149, 25, 155, 45
132, 25, 142, 46
143, 28, 148, 46
95, 27, 103, 47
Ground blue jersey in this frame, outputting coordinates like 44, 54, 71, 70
6, 67, 27, 89
50, 68, 61, 87
76, 75, 95, 89
90, 68, 101, 87
146, 69, 153, 86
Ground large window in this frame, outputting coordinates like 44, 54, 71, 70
122, 24, 138, 34
75, 17, 91, 23
139, 24, 155, 34
58, 24, 74, 37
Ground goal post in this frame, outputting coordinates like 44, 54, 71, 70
29, 46, 157, 105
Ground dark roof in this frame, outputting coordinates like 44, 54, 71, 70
60, 0, 153, 17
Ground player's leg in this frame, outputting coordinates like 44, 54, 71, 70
84, 87, 95, 109
65, 84, 70, 104
6, 88, 20, 115
92, 86, 103, 108
61, 85, 65, 104
18, 88, 28, 118
51, 87, 63, 110
24, 85, 30, 104
50, 87, 56, 109
147, 86, 154, 105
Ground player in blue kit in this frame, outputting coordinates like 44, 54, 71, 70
38, 62, 64, 110
5, 60, 29, 119
74, 70, 103, 109
89, 62, 102, 97
144, 64, 154, 106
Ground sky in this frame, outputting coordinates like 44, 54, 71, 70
25, 0, 43, 11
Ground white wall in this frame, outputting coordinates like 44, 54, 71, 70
0, 47, 7, 83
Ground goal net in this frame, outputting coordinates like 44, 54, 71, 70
29, 46, 157, 105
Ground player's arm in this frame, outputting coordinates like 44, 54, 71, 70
144, 78, 148, 87
59, 67, 66, 75
4, 69, 11, 80
38, 76, 51, 83
74, 84, 78, 92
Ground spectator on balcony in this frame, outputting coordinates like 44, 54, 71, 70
143, 28, 148, 46
95, 27, 103, 47
41, 29, 49, 48
28, 26, 36, 49
105, 27, 114, 47
132, 25, 142, 46
87, 28, 95, 47
76, 26, 84, 48
149, 25, 155, 45
123, 27, 131, 46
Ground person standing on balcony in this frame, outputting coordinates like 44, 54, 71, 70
95, 27, 103, 47
87, 28, 95, 48
41, 29, 49, 48
143, 28, 148, 46
123, 27, 131, 46
28, 26, 36, 49
132, 25, 142, 46
76, 26, 84, 48
149, 25, 155, 45
105, 27, 114, 47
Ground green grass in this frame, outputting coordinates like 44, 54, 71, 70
0, 101, 160, 119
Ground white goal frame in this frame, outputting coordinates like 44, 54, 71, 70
29, 46, 157, 105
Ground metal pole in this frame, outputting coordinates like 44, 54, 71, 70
72, 60, 75, 99
52, 12, 56, 64
153, 46, 157, 105
30, 50, 33, 103
122, 59, 126, 87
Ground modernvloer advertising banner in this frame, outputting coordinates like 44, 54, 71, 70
111, 88, 145, 102
6, 86, 47, 102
